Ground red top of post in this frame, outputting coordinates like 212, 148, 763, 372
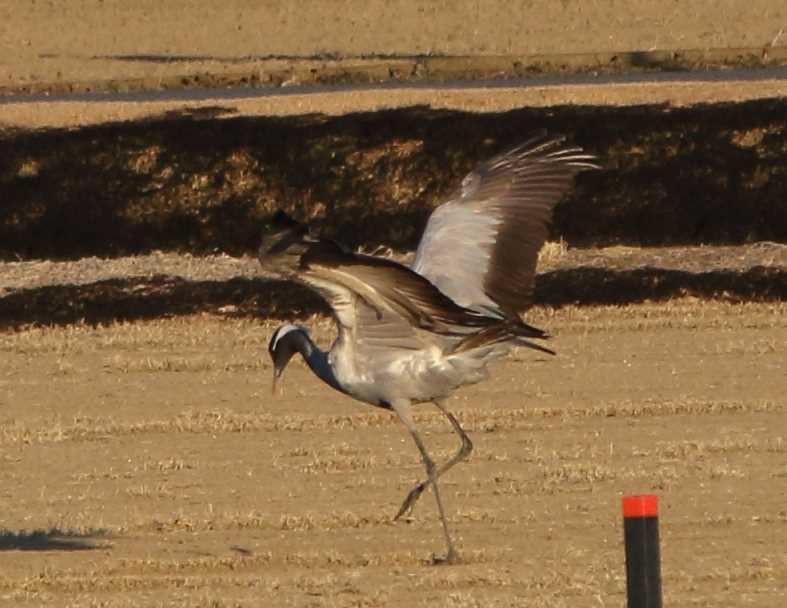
622, 494, 659, 518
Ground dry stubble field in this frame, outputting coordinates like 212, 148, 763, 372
1, 276, 785, 606
2, 2, 787, 604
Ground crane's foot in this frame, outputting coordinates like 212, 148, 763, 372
431, 547, 460, 565
394, 481, 427, 521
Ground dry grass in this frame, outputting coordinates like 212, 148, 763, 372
0, 297, 785, 607
537, 239, 569, 265
1, 396, 781, 447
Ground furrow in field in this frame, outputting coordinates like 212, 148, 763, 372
0, 399, 781, 446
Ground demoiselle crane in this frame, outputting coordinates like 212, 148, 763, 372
259, 134, 598, 563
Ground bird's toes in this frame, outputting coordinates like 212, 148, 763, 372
393, 483, 426, 521
431, 549, 461, 566
393, 505, 408, 522
393, 498, 415, 521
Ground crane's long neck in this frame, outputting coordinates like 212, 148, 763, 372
296, 332, 344, 393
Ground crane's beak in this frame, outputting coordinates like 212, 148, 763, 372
268, 325, 302, 397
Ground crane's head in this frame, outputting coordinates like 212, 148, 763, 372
268, 324, 310, 395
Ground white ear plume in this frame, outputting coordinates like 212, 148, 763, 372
269, 323, 304, 353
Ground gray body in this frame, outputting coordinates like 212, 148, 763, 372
261, 134, 598, 563
324, 321, 500, 407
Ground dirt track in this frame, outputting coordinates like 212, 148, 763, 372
3, 74, 787, 131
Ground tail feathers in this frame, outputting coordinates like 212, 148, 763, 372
515, 320, 550, 340
514, 337, 556, 356
453, 321, 555, 356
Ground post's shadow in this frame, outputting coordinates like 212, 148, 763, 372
0, 528, 111, 551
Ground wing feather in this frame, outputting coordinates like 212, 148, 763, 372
258, 218, 495, 355
412, 133, 598, 317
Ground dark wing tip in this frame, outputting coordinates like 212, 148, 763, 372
459, 133, 600, 201
258, 211, 310, 261
505, 133, 601, 171
475, 135, 599, 315
271, 209, 302, 229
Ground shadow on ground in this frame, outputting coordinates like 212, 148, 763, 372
0, 528, 110, 551
2, 99, 786, 261
1, 266, 783, 329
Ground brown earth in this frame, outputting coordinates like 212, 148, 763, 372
0, 293, 785, 607
2, 83, 786, 608
1, 245, 786, 606
2, 5, 786, 605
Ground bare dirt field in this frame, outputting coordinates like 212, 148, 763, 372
1, 244, 786, 607
1, 97, 786, 604
2, 5, 786, 603
1, 99, 786, 605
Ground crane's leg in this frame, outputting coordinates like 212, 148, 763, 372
394, 400, 473, 521
390, 399, 458, 564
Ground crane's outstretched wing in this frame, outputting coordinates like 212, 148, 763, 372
411, 134, 598, 317
258, 213, 494, 345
